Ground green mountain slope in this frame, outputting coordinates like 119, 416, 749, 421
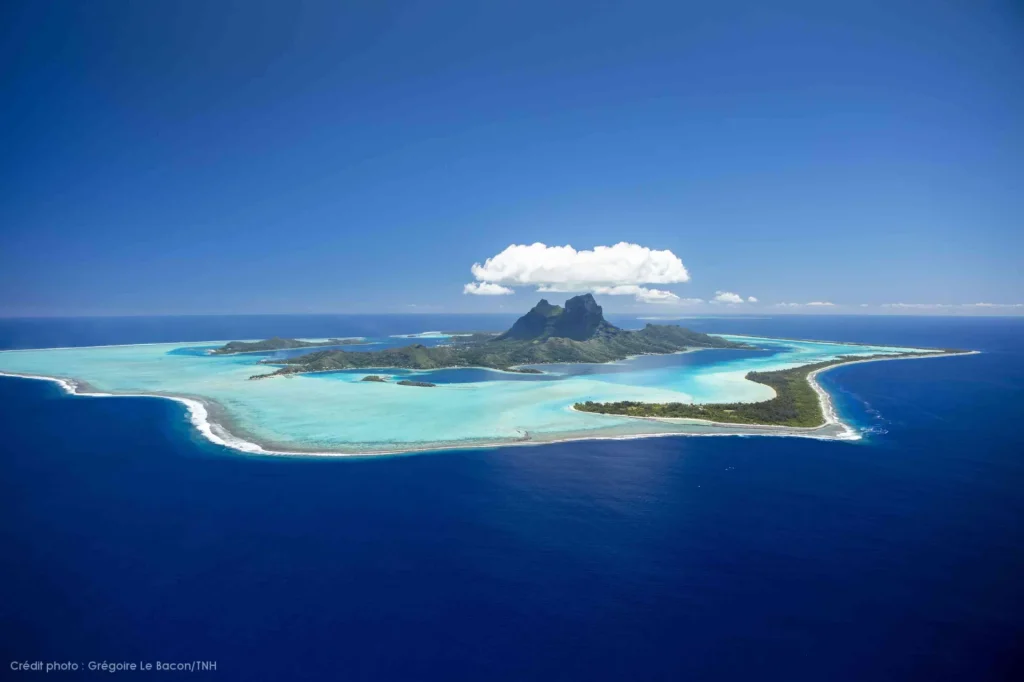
212, 337, 366, 354
248, 294, 747, 378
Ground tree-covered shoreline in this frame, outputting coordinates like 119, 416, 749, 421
239, 295, 750, 378
574, 351, 969, 428
211, 337, 367, 355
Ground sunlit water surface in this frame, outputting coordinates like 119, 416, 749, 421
0, 334, 923, 453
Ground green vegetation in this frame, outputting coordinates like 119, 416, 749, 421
361, 375, 388, 382
574, 352, 960, 427
212, 337, 366, 355
249, 294, 748, 379
496, 294, 619, 341
258, 325, 742, 376
397, 380, 436, 387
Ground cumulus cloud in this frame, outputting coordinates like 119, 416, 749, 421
967, 302, 1023, 308
591, 285, 680, 304
776, 301, 836, 308
710, 291, 758, 304
465, 242, 690, 302
463, 282, 514, 296
806, 301, 835, 306
713, 291, 744, 304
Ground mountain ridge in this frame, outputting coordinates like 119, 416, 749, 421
243, 294, 749, 378
497, 293, 620, 342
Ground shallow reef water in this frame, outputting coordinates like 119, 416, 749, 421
0, 334, 925, 454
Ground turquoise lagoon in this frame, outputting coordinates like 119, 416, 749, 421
0, 335, 931, 454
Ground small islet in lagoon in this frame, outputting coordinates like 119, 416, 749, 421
0, 295, 972, 456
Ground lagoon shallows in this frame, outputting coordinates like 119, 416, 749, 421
0, 334, 937, 455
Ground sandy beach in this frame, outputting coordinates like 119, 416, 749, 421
0, 348, 979, 458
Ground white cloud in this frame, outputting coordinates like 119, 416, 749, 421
859, 304, 870, 307
776, 301, 836, 308
806, 301, 835, 306
466, 242, 692, 304
881, 303, 952, 309
592, 284, 680, 304
469, 242, 690, 289
463, 282, 514, 296
968, 302, 1023, 308
633, 288, 679, 304
710, 291, 758, 304
713, 291, 744, 304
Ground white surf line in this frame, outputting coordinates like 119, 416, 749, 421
0, 338, 370, 354
819, 350, 971, 433
715, 333, 942, 352
0, 340, 239, 353
0, 370, 271, 454
1, 368, 852, 458
805, 350, 980, 439
207, 340, 376, 356
567, 403, 845, 437
806, 366, 856, 439
0, 350, 979, 459
573, 349, 979, 441
389, 332, 477, 339
0, 338, 374, 356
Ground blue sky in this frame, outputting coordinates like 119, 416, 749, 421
1, 0, 1021, 316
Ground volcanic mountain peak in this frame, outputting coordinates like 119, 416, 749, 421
497, 293, 619, 341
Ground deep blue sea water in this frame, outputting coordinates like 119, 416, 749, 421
1, 315, 1022, 681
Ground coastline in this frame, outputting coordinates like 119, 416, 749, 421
0, 340, 232, 353
256, 346, 719, 378
0, 370, 268, 455
806, 349, 981, 437
716, 332, 949, 352
574, 349, 979, 438
0, 349, 979, 459
0, 368, 855, 458
0, 338, 369, 355
209, 338, 374, 356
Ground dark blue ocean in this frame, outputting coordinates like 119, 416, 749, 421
1, 315, 1022, 681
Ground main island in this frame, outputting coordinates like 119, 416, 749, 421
0, 294, 974, 455
240, 294, 749, 377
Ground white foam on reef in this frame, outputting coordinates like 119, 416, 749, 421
0, 367, 864, 457
0, 370, 281, 455
0, 343, 980, 458
390, 331, 474, 339
806, 350, 980, 440
0, 340, 233, 353
807, 366, 859, 440
717, 333, 940, 353
296, 337, 366, 343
